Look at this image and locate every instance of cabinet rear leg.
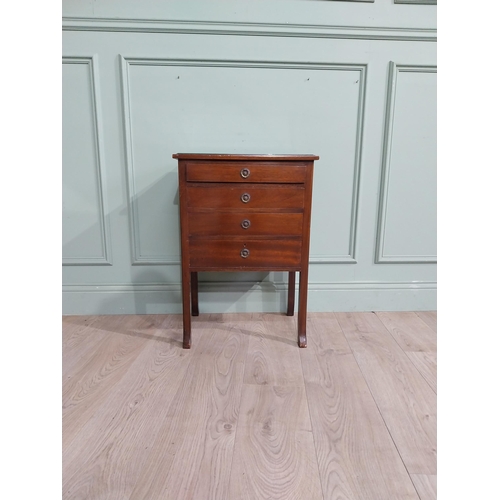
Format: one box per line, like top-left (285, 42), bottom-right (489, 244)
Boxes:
top-left (191, 272), bottom-right (199, 316)
top-left (287, 271), bottom-right (295, 316)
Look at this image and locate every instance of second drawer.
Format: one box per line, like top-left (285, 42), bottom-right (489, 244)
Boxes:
top-left (188, 212), bottom-right (303, 237)
top-left (186, 184), bottom-right (305, 210)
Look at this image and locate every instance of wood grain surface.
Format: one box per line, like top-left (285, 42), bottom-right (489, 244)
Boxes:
top-left (188, 212), bottom-right (303, 237)
top-left (243, 313), bottom-right (303, 386)
top-left (189, 238), bottom-right (302, 269)
top-left (62, 316), bottom-right (99, 351)
top-left (416, 311), bottom-right (437, 333)
top-left (229, 385), bottom-right (323, 500)
top-left (231, 313), bottom-right (323, 499)
top-left (173, 153), bottom-right (319, 161)
top-left (300, 314), bottom-right (419, 499)
top-left (337, 312), bottom-right (437, 475)
top-left (63, 316), bottom-right (110, 377)
top-left (411, 474), bottom-right (437, 500)
top-left (63, 311), bottom-right (437, 499)
top-left (376, 311), bottom-right (437, 352)
top-left (185, 161), bottom-right (307, 183)
top-left (129, 314), bottom-right (248, 500)
top-left (406, 351), bottom-right (437, 393)
top-left (63, 315), bottom-right (190, 499)
top-left (186, 184), bottom-right (305, 210)
top-left (63, 316), bottom-right (156, 445)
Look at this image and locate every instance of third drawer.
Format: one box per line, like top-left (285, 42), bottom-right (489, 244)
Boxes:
top-left (188, 212), bottom-right (303, 237)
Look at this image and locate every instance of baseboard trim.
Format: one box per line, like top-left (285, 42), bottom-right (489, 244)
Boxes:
top-left (63, 281), bottom-right (436, 314)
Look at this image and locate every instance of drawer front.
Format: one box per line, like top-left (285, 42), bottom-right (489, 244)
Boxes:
top-left (189, 239), bottom-right (302, 269)
top-left (188, 212), bottom-right (303, 237)
top-left (186, 185), bottom-right (304, 210)
top-left (186, 162), bottom-right (307, 183)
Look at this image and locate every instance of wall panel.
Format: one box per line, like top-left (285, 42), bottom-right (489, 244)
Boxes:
top-left (121, 58), bottom-right (366, 265)
top-left (62, 56), bottom-right (111, 265)
top-left (376, 63), bottom-right (437, 263)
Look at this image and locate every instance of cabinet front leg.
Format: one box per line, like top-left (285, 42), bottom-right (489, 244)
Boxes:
top-left (181, 268), bottom-right (192, 349)
top-left (297, 270), bottom-right (308, 348)
top-left (191, 272), bottom-right (199, 316)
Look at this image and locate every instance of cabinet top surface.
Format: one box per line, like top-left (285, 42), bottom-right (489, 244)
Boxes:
top-left (172, 153), bottom-right (319, 161)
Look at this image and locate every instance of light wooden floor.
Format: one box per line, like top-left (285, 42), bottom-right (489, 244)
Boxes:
top-left (62, 311), bottom-right (437, 500)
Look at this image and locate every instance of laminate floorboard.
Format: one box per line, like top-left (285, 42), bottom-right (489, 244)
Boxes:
top-left (62, 316), bottom-right (157, 445)
top-left (416, 311), bottom-right (437, 333)
top-left (229, 384), bottom-right (323, 500)
top-left (411, 474), bottom-right (437, 500)
top-left (300, 313), bottom-right (419, 499)
top-left (63, 315), bottom-right (190, 499)
top-left (337, 312), bottom-right (437, 475)
top-left (406, 352), bottom-right (437, 394)
top-left (62, 316), bottom-right (112, 377)
top-left (62, 316), bottom-right (99, 350)
top-left (244, 313), bottom-right (303, 386)
top-left (376, 312), bottom-right (437, 352)
top-left (129, 314), bottom-right (248, 500)
top-left (62, 311), bottom-right (437, 499)
top-left (230, 313), bottom-right (323, 499)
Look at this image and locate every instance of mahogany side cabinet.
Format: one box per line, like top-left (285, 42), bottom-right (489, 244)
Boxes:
top-left (173, 153), bottom-right (318, 349)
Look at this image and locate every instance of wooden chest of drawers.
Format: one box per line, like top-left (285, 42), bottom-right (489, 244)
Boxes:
top-left (174, 153), bottom-right (318, 349)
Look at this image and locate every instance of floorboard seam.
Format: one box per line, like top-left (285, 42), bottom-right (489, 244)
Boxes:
top-left (375, 312), bottom-right (437, 395)
top-left (334, 312), bottom-right (421, 498)
top-left (225, 320), bottom-right (250, 494)
top-left (298, 318), bottom-right (326, 500)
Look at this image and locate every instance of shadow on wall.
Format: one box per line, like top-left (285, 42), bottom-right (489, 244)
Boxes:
top-left (63, 169), bottom-right (287, 314)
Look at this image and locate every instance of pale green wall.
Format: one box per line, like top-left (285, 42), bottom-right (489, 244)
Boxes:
top-left (62, 0), bottom-right (437, 314)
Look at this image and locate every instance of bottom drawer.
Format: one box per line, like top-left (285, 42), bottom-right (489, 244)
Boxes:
top-left (189, 239), bottom-right (302, 270)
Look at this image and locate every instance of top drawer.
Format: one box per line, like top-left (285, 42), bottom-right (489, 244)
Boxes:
top-left (185, 161), bottom-right (307, 184)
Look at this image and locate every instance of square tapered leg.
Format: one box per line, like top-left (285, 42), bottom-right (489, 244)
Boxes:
top-left (287, 271), bottom-right (295, 316)
top-left (191, 272), bottom-right (199, 316)
top-left (297, 270), bottom-right (308, 348)
top-left (181, 267), bottom-right (191, 349)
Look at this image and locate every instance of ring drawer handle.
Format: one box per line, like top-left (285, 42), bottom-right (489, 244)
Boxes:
top-left (241, 193), bottom-right (251, 203)
top-left (240, 168), bottom-right (250, 179)
top-left (241, 219), bottom-right (251, 229)
top-left (240, 248), bottom-right (250, 258)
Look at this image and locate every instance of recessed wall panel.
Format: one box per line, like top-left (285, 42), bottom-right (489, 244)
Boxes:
top-left (62, 57), bottom-right (110, 265)
top-left (377, 64), bottom-right (437, 263)
top-left (123, 59), bottom-right (364, 264)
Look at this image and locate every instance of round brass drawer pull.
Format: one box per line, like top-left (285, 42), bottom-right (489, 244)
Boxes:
top-left (240, 248), bottom-right (250, 258)
top-left (241, 193), bottom-right (251, 203)
top-left (241, 219), bottom-right (251, 229)
top-left (240, 168), bottom-right (250, 179)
